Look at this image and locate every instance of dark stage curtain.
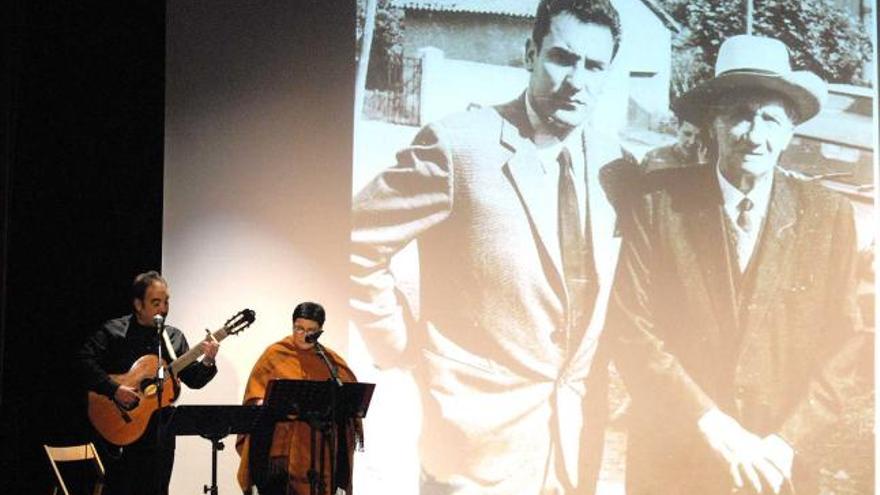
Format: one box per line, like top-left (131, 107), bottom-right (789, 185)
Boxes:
top-left (0, 3), bottom-right (165, 493)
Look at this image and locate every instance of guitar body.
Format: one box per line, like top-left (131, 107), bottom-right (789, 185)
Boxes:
top-left (86, 308), bottom-right (255, 445)
top-left (87, 354), bottom-right (180, 446)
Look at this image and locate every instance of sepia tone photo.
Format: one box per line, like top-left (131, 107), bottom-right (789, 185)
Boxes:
top-left (350, 0), bottom-right (876, 494)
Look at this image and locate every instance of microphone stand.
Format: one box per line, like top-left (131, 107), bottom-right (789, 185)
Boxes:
top-left (313, 340), bottom-right (343, 388)
top-left (309, 339), bottom-right (342, 495)
top-left (154, 320), bottom-right (168, 490)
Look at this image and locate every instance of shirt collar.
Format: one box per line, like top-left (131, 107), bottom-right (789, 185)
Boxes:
top-left (715, 165), bottom-right (774, 215)
top-left (525, 93), bottom-right (584, 166)
top-left (130, 314), bottom-right (149, 329)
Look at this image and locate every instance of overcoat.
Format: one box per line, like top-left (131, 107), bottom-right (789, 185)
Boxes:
top-left (608, 166), bottom-right (867, 494)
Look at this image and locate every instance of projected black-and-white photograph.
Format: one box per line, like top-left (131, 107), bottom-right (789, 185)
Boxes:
top-left (4, 1), bottom-right (877, 495)
top-left (349, 1), bottom-right (877, 494)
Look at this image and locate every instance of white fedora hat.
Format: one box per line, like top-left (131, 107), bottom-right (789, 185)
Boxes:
top-left (674, 35), bottom-right (827, 125)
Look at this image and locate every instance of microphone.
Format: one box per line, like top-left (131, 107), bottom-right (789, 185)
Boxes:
top-left (305, 330), bottom-right (323, 344)
top-left (153, 314), bottom-right (167, 380)
top-left (153, 314), bottom-right (165, 333)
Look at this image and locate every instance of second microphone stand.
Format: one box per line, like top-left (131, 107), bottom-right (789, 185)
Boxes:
top-left (308, 337), bottom-right (343, 495)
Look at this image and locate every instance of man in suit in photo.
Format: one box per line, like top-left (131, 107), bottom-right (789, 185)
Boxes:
top-left (608, 34), bottom-right (870, 494)
top-left (350, 0), bottom-right (637, 492)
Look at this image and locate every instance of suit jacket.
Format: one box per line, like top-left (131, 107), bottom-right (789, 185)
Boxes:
top-left (608, 166), bottom-right (867, 494)
top-left (351, 95), bottom-right (637, 494)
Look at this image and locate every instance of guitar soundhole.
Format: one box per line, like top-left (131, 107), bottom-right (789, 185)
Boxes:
top-left (140, 378), bottom-right (158, 398)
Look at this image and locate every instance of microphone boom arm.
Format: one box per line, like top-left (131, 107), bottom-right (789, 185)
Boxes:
top-left (312, 341), bottom-right (343, 387)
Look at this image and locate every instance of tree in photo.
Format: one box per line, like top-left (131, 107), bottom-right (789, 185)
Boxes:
top-left (660, 0), bottom-right (874, 97)
top-left (356, 0), bottom-right (404, 90)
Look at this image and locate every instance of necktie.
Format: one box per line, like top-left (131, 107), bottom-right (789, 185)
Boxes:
top-left (556, 147), bottom-right (597, 349)
top-left (734, 197), bottom-right (755, 272)
top-left (736, 197), bottom-right (754, 233)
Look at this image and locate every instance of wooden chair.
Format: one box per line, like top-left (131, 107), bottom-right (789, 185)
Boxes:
top-left (44, 443), bottom-right (105, 495)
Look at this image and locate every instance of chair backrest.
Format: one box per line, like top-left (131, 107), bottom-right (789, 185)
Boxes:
top-left (44, 443), bottom-right (105, 495)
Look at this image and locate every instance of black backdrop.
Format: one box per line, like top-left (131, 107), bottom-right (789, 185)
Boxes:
top-left (0, 2), bottom-right (354, 492)
top-left (1, 3), bottom-right (166, 492)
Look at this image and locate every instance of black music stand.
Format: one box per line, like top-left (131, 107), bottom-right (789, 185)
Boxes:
top-left (161, 404), bottom-right (264, 495)
top-left (259, 379), bottom-right (374, 495)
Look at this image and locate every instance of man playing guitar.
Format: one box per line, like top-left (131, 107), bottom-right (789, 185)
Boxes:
top-left (78, 270), bottom-right (220, 495)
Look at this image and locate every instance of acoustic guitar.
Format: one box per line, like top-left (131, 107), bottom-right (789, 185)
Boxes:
top-left (87, 309), bottom-right (256, 445)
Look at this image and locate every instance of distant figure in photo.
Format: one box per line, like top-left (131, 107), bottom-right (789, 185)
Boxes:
top-left (641, 115), bottom-right (707, 171)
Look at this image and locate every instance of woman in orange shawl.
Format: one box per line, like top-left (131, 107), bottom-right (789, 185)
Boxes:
top-left (236, 302), bottom-right (362, 495)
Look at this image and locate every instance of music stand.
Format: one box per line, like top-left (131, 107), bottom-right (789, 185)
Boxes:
top-left (161, 404), bottom-right (264, 495)
top-left (259, 379), bottom-right (374, 495)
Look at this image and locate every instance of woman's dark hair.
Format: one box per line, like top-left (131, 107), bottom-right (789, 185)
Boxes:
top-left (292, 301), bottom-right (326, 327)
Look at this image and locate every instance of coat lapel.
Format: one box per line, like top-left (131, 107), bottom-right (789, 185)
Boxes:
top-left (739, 172), bottom-right (798, 336)
top-left (498, 97), bottom-right (566, 287)
top-left (682, 171), bottom-right (740, 332)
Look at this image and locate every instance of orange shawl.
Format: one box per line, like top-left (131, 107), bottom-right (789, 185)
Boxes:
top-left (236, 335), bottom-right (359, 494)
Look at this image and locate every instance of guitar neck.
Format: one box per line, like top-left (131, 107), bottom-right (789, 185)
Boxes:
top-left (169, 327), bottom-right (229, 375)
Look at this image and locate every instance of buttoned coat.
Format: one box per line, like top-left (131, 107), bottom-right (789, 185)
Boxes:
top-left (608, 166), bottom-right (868, 494)
top-left (351, 95), bottom-right (637, 494)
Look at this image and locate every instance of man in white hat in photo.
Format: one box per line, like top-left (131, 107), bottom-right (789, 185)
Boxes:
top-left (606, 34), bottom-right (870, 494)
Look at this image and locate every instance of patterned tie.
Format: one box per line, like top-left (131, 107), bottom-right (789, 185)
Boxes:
top-left (734, 197), bottom-right (756, 272)
top-left (556, 147), bottom-right (597, 349)
top-left (736, 197), bottom-right (754, 233)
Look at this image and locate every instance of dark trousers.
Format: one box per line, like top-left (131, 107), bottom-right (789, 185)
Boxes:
top-left (98, 419), bottom-right (176, 495)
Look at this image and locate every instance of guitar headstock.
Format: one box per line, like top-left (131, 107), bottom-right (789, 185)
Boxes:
top-left (224, 308), bottom-right (256, 335)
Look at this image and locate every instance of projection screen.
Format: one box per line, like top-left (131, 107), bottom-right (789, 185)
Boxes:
top-left (165, 1), bottom-right (876, 494)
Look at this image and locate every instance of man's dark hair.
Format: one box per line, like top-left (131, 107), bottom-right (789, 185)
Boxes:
top-left (131, 270), bottom-right (167, 301)
top-left (292, 301), bottom-right (326, 327)
top-left (532, 0), bottom-right (622, 58)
